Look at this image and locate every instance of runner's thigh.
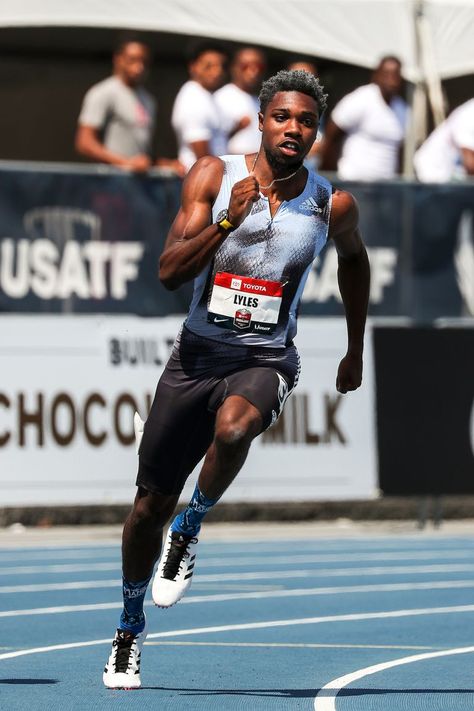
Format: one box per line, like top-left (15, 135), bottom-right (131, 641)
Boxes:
top-left (137, 374), bottom-right (216, 496)
top-left (208, 367), bottom-right (294, 431)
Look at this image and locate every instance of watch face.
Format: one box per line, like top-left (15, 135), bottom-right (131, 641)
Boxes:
top-left (216, 209), bottom-right (228, 223)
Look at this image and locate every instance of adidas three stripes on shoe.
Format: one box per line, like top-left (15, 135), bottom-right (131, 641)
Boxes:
top-left (152, 526), bottom-right (198, 608)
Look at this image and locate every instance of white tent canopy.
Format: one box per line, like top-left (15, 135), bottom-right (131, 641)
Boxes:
top-left (1, 0), bottom-right (473, 81)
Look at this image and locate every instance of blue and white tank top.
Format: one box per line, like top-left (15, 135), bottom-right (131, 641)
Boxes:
top-left (185, 154), bottom-right (332, 348)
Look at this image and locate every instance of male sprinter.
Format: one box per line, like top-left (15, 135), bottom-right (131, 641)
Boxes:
top-left (103, 70), bottom-right (370, 689)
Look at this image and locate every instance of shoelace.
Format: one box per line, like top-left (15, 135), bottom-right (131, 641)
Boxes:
top-left (162, 536), bottom-right (197, 580)
top-left (113, 634), bottom-right (136, 673)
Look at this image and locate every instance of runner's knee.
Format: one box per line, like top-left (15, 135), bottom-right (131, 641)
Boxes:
top-left (214, 403), bottom-right (261, 449)
top-left (132, 488), bottom-right (178, 528)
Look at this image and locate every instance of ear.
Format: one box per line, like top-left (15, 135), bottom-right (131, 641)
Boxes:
top-left (258, 112), bottom-right (264, 131)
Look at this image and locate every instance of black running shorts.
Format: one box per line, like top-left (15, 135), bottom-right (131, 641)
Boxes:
top-left (136, 326), bottom-right (300, 496)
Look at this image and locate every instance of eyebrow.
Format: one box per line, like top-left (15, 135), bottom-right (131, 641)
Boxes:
top-left (271, 107), bottom-right (318, 118)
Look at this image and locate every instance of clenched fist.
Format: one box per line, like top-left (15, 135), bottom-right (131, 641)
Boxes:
top-left (336, 352), bottom-right (363, 394)
top-left (228, 176), bottom-right (260, 229)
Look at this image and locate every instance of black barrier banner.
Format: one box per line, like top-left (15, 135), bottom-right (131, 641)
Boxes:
top-left (0, 168), bottom-right (192, 315)
top-left (0, 166), bottom-right (472, 318)
top-left (301, 180), bottom-right (474, 318)
top-left (374, 327), bottom-right (474, 495)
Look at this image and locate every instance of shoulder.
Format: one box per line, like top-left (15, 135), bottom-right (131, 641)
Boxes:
top-left (180, 80), bottom-right (208, 100)
top-left (182, 156), bottom-right (225, 199)
top-left (173, 81), bottom-right (194, 104)
top-left (84, 76), bottom-right (116, 99)
top-left (355, 83), bottom-right (373, 97)
top-left (329, 189), bottom-right (359, 235)
top-left (191, 154), bottom-right (224, 172)
top-left (213, 84), bottom-right (234, 114)
top-left (174, 81), bottom-right (212, 113)
top-left (351, 83), bottom-right (379, 107)
top-left (452, 99), bottom-right (474, 125)
top-left (214, 83), bottom-right (234, 100)
top-left (337, 83), bottom-right (372, 106)
top-left (464, 99), bottom-right (474, 116)
top-left (331, 85), bottom-right (370, 125)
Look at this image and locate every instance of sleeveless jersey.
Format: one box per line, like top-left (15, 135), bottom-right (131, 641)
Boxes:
top-left (184, 154), bottom-right (332, 348)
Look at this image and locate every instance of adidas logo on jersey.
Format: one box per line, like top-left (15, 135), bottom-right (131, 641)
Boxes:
top-left (299, 197), bottom-right (323, 214)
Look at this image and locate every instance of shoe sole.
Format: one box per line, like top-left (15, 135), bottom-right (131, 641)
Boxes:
top-left (153, 580), bottom-right (193, 608)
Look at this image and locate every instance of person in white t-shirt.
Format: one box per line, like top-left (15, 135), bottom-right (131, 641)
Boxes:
top-left (414, 99), bottom-right (474, 182)
top-left (320, 56), bottom-right (408, 180)
top-left (171, 41), bottom-right (228, 172)
top-left (214, 47), bottom-right (267, 155)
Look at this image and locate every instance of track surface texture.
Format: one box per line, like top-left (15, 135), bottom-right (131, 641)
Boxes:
top-left (1, 520), bottom-right (474, 711)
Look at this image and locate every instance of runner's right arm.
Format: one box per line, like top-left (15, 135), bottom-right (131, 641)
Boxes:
top-left (159, 156), bottom-right (259, 290)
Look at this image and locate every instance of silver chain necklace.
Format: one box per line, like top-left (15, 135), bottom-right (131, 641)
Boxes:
top-left (251, 149), bottom-right (302, 190)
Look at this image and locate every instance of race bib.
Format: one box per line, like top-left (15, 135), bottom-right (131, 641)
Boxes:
top-left (208, 272), bottom-right (283, 334)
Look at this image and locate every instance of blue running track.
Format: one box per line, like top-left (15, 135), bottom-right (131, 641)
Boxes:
top-left (1, 525), bottom-right (474, 710)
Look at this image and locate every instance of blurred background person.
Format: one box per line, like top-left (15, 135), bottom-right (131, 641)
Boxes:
top-left (287, 59), bottom-right (319, 76)
top-left (171, 41), bottom-right (228, 172)
top-left (414, 98), bottom-right (474, 182)
top-left (287, 58), bottom-right (323, 169)
top-left (214, 46), bottom-right (267, 155)
top-left (319, 56), bottom-right (408, 180)
top-left (75, 35), bottom-right (184, 175)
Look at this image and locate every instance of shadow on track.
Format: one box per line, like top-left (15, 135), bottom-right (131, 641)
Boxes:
top-left (137, 686), bottom-right (474, 698)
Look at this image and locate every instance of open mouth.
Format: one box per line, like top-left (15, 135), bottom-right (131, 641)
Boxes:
top-left (278, 140), bottom-right (300, 156)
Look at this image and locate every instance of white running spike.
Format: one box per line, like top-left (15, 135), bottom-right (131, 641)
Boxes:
top-left (152, 526), bottom-right (199, 608)
top-left (103, 623), bottom-right (147, 689)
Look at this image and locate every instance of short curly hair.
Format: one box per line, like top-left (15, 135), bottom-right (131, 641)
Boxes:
top-left (259, 69), bottom-right (327, 116)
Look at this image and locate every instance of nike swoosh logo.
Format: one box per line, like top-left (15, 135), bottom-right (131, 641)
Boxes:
top-left (214, 317), bottom-right (228, 323)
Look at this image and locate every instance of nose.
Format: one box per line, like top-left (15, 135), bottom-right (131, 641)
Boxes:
top-left (245, 63), bottom-right (262, 78)
top-left (133, 61), bottom-right (146, 75)
top-left (284, 118), bottom-right (302, 136)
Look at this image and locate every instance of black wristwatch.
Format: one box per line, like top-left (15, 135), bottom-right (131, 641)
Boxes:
top-left (215, 209), bottom-right (235, 232)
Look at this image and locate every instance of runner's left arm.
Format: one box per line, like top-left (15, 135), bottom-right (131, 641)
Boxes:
top-left (328, 189), bottom-right (370, 393)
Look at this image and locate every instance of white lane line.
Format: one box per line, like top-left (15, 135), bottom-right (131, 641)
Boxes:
top-left (1, 550), bottom-right (473, 576)
top-left (0, 563), bottom-right (119, 575)
top-left (0, 580), bottom-right (120, 594)
top-left (0, 541), bottom-right (471, 562)
top-left (4, 563), bottom-right (474, 594)
top-left (3, 580), bottom-right (474, 618)
top-left (1, 605), bottom-right (474, 663)
top-left (0, 578), bottom-right (283, 595)
top-left (145, 641), bottom-right (437, 650)
top-left (314, 646), bottom-right (474, 711)
top-left (0, 549), bottom-right (119, 562)
top-left (191, 563), bottom-right (474, 582)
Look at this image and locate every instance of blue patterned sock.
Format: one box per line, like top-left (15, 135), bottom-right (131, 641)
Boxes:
top-left (119, 575), bottom-right (151, 633)
top-left (171, 484), bottom-right (220, 537)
